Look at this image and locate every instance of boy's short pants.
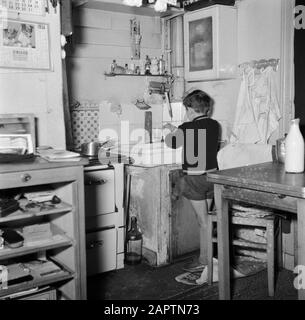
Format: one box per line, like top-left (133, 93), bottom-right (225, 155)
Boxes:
top-left (174, 171), bottom-right (215, 201)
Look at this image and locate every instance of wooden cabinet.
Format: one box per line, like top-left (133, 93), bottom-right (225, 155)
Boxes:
top-left (126, 165), bottom-right (200, 266)
top-left (0, 158), bottom-right (87, 300)
top-left (184, 5), bottom-right (237, 81)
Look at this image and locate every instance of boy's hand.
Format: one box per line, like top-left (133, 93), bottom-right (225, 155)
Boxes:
top-left (163, 123), bottom-right (177, 133)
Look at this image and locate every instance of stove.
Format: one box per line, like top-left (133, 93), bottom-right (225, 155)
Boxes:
top-left (83, 157), bottom-right (126, 275)
top-left (83, 153), bottom-right (133, 168)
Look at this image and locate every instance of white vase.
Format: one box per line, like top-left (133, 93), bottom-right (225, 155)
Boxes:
top-left (285, 118), bottom-right (305, 173)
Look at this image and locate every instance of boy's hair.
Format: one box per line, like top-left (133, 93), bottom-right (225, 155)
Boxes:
top-left (183, 90), bottom-right (214, 114)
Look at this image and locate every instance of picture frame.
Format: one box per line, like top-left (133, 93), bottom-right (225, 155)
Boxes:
top-left (184, 5), bottom-right (237, 82)
top-left (0, 19), bottom-right (51, 70)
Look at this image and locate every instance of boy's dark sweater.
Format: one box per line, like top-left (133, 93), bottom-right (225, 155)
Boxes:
top-left (165, 116), bottom-right (220, 172)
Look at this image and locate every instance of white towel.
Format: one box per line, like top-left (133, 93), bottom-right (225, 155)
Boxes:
top-left (230, 66), bottom-right (281, 144)
top-left (217, 143), bottom-right (273, 170)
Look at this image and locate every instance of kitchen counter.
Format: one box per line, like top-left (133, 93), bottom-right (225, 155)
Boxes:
top-left (0, 156), bottom-right (89, 174)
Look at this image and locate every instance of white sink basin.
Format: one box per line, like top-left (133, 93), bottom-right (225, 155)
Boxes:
top-left (118, 142), bottom-right (182, 166)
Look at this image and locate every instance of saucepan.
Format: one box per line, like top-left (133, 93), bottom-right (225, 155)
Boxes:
top-left (81, 139), bottom-right (116, 157)
top-left (81, 141), bottom-right (102, 157)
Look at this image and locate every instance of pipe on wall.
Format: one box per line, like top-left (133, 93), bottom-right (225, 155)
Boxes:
top-left (170, 15), bottom-right (185, 101)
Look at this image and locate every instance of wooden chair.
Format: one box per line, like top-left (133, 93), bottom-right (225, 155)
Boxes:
top-left (207, 208), bottom-right (282, 297)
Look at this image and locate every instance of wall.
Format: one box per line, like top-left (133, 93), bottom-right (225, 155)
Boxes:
top-left (185, 0), bottom-right (282, 142)
top-left (67, 7), bottom-right (162, 102)
top-left (66, 6), bottom-right (169, 148)
top-left (0, 7), bottom-right (66, 148)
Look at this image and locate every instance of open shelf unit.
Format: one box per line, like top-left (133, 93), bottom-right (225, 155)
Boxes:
top-left (0, 159), bottom-right (87, 300)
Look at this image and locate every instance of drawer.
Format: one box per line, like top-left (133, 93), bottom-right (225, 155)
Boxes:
top-left (85, 208), bottom-right (124, 231)
top-left (0, 167), bottom-right (78, 189)
top-left (85, 212), bottom-right (116, 231)
top-left (86, 228), bottom-right (117, 276)
top-left (222, 186), bottom-right (298, 213)
top-left (84, 169), bottom-right (115, 216)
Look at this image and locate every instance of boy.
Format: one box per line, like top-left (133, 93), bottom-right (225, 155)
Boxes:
top-left (164, 89), bottom-right (220, 272)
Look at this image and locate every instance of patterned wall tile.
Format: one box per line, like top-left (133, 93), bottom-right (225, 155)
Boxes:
top-left (70, 100), bottom-right (100, 150)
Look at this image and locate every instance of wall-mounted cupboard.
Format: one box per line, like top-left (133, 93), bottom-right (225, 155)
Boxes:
top-left (184, 5), bottom-right (237, 82)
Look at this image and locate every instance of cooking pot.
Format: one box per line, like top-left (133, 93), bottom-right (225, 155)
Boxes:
top-left (81, 142), bottom-right (102, 157)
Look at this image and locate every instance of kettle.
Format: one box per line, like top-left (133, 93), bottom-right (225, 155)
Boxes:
top-left (275, 134), bottom-right (287, 163)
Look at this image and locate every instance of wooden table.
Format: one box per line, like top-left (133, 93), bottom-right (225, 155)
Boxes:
top-left (207, 161), bottom-right (305, 300)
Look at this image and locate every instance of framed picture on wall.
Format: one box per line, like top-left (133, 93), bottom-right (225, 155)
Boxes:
top-left (184, 5), bottom-right (237, 81)
top-left (0, 19), bottom-right (51, 70)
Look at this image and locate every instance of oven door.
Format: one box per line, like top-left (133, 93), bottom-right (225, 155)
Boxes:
top-left (84, 168), bottom-right (116, 217)
top-left (86, 227), bottom-right (117, 275)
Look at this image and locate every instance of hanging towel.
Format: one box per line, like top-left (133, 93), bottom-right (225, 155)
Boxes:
top-left (217, 143), bottom-right (273, 170)
top-left (230, 66), bottom-right (281, 144)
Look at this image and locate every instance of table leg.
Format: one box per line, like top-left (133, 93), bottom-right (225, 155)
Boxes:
top-left (297, 199), bottom-right (305, 300)
top-left (214, 184), bottom-right (230, 300)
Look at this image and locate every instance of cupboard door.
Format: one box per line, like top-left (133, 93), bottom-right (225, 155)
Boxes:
top-left (84, 169), bottom-right (115, 216)
top-left (184, 5), bottom-right (237, 81)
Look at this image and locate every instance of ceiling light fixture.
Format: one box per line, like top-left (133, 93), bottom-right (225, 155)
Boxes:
top-left (122, 0), bottom-right (177, 12)
top-left (122, 0), bottom-right (143, 7)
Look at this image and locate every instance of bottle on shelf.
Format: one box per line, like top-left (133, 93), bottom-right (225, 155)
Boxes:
top-left (125, 63), bottom-right (131, 74)
top-left (140, 59), bottom-right (146, 75)
top-left (150, 57), bottom-right (159, 75)
top-left (145, 55), bottom-right (151, 75)
top-left (125, 216), bottom-right (143, 265)
top-left (129, 56), bottom-right (136, 74)
top-left (110, 60), bottom-right (117, 74)
top-left (159, 55), bottom-right (165, 75)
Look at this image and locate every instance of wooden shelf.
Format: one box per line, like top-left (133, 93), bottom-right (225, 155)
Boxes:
top-left (0, 161), bottom-right (87, 299)
top-left (104, 72), bottom-right (171, 78)
top-left (73, 1), bottom-right (183, 17)
top-left (212, 236), bottom-right (267, 250)
top-left (0, 202), bottom-right (73, 224)
top-left (0, 268), bottom-right (74, 299)
top-left (0, 234), bottom-right (73, 260)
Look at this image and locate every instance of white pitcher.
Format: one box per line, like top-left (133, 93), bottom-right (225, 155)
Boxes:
top-left (285, 118), bottom-right (305, 173)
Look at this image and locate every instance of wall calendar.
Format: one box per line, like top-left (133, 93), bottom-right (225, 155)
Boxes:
top-left (0, 0), bottom-right (46, 16)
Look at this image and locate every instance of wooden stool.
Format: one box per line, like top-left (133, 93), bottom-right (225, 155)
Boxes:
top-left (207, 210), bottom-right (282, 297)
